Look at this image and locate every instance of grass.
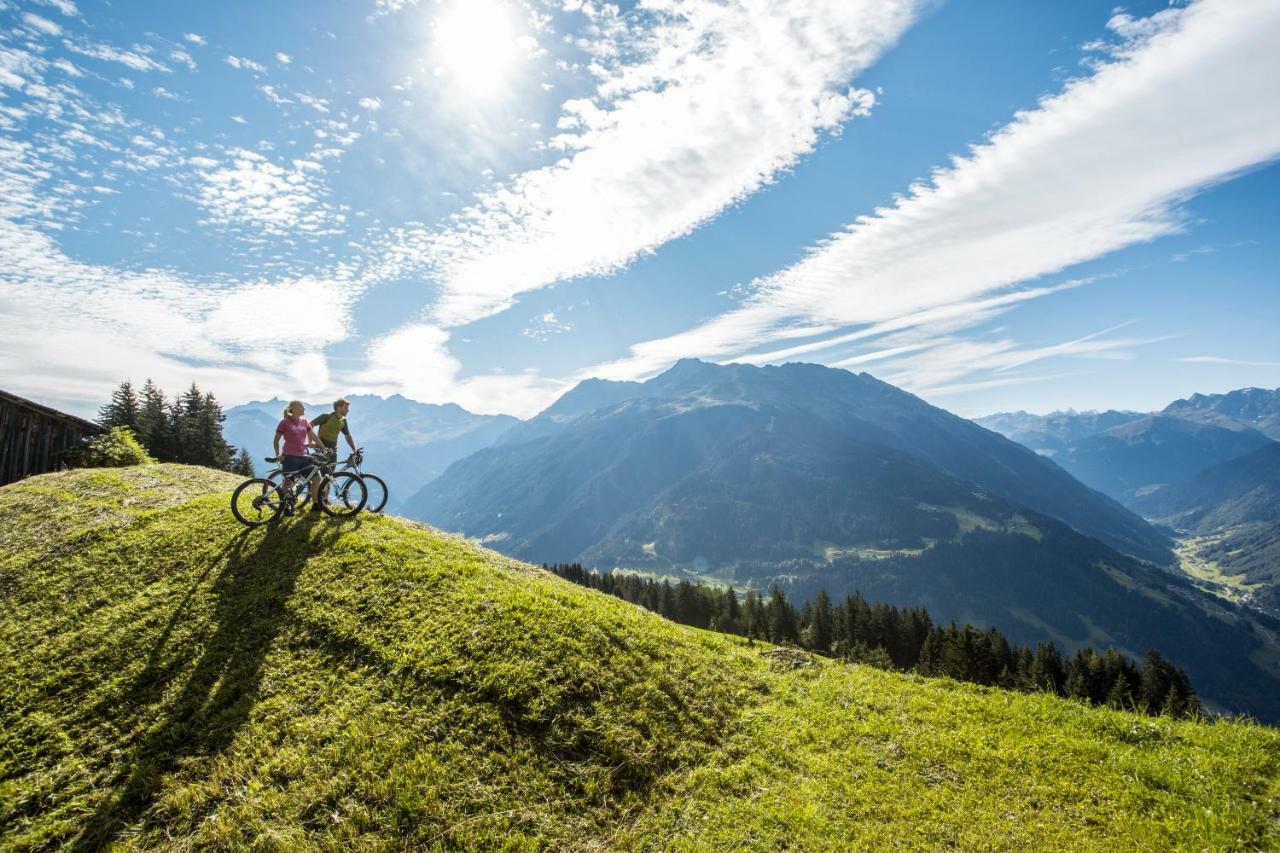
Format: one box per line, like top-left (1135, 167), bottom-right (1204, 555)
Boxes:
top-left (1, 464), bottom-right (1278, 850)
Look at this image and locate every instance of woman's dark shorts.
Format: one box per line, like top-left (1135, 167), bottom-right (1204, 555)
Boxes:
top-left (282, 454), bottom-right (314, 476)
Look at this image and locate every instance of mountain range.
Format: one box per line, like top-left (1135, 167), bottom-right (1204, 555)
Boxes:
top-left (977, 387), bottom-right (1280, 508)
top-left (980, 387), bottom-right (1280, 616)
top-left (411, 359), bottom-right (1170, 565)
top-left (403, 360), bottom-right (1280, 716)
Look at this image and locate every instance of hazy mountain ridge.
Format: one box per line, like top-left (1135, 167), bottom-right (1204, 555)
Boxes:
top-left (978, 394), bottom-right (1279, 508)
top-left (974, 409), bottom-right (1145, 457)
top-left (1163, 387), bottom-right (1280, 440)
top-left (1060, 415), bottom-right (1273, 503)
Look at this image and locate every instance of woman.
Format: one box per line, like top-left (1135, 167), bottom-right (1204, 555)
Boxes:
top-left (273, 400), bottom-right (324, 512)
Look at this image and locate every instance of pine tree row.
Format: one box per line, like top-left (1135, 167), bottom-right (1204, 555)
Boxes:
top-left (97, 379), bottom-right (254, 475)
top-left (546, 564), bottom-right (1199, 719)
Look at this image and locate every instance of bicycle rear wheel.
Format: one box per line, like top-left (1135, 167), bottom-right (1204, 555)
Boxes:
top-left (322, 472), bottom-right (366, 517)
top-left (359, 473), bottom-right (388, 513)
top-left (230, 478), bottom-right (285, 527)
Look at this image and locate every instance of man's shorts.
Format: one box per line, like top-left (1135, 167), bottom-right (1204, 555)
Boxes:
top-left (282, 454), bottom-right (314, 476)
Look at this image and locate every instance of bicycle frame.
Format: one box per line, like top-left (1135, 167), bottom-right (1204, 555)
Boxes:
top-left (268, 453), bottom-right (332, 502)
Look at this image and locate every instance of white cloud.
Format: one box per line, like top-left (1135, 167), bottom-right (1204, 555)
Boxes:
top-left (1178, 356), bottom-right (1280, 368)
top-left (592, 0), bottom-right (1280, 390)
top-left (358, 96), bottom-right (381, 111)
top-left (276, 51), bottom-right (292, 65)
top-left (352, 322), bottom-right (568, 416)
top-left (878, 325), bottom-right (1174, 395)
top-left (169, 48), bottom-right (196, 70)
top-left (224, 55), bottom-right (267, 74)
top-left (522, 310), bottom-right (572, 342)
top-left (34, 0), bottom-right (80, 16)
top-left (365, 0), bottom-right (921, 328)
top-left (190, 148), bottom-right (334, 236)
top-left (22, 12), bottom-right (62, 36)
top-left (66, 41), bottom-right (171, 73)
top-left (296, 92), bottom-right (330, 113)
top-left (0, 221), bottom-right (358, 413)
top-left (183, 33), bottom-right (206, 46)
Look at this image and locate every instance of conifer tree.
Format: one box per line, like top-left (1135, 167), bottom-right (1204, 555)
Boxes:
top-left (1031, 642), bottom-right (1065, 695)
top-left (137, 379), bottom-right (173, 460)
top-left (806, 589), bottom-right (834, 654)
top-left (1106, 674), bottom-right (1133, 710)
top-left (916, 629), bottom-right (943, 676)
top-left (231, 448), bottom-right (255, 477)
top-left (199, 391), bottom-right (236, 470)
top-left (719, 587), bottom-right (741, 635)
top-left (98, 381), bottom-right (141, 432)
top-left (743, 589), bottom-right (767, 640)
top-left (1139, 649), bottom-right (1172, 713)
top-left (768, 586), bottom-right (797, 644)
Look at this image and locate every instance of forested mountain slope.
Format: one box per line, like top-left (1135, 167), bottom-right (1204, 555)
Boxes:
top-left (1135, 443), bottom-right (1280, 615)
top-left (414, 359), bottom-right (1171, 564)
top-left (1, 465), bottom-right (1277, 849)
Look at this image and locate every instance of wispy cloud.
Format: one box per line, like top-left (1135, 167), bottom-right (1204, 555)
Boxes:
top-left (65, 40), bottom-right (171, 73)
top-left (522, 311), bottom-right (572, 342)
top-left (223, 54), bottom-right (267, 74)
top-left (34, 0), bottom-right (80, 16)
top-left (592, 0), bottom-right (1280, 390)
top-left (22, 13), bottom-right (63, 36)
top-left (1178, 356), bottom-right (1280, 368)
top-left (168, 47), bottom-right (196, 70)
top-left (364, 0), bottom-right (922, 327)
top-left (880, 324), bottom-right (1174, 395)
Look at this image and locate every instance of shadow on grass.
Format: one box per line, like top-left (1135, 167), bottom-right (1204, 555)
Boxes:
top-left (71, 513), bottom-right (362, 851)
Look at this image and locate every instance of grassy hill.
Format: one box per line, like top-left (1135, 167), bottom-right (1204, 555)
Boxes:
top-left (2, 465), bottom-right (1278, 849)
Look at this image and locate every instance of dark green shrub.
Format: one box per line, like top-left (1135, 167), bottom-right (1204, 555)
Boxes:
top-left (68, 426), bottom-right (156, 468)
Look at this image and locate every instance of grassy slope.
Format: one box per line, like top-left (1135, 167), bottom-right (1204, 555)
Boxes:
top-left (1, 465), bottom-right (1277, 850)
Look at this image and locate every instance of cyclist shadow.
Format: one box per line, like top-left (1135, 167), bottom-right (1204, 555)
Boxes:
top-left (71, 513), bottom-right (361, 851)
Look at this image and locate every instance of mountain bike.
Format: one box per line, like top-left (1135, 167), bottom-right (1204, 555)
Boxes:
top-left (333, 448), bottom-right (389, 513)
top-left (230, 451), bottom-right (367, 527)
top-left (268, 447), bottom-right (388, 514)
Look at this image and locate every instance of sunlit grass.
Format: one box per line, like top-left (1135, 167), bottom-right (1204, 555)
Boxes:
top-left (1, 465), bottom-right (1276, 849)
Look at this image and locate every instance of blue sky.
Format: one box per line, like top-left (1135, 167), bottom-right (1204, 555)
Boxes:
top-left (1, 0), bottom-right (1277, 419)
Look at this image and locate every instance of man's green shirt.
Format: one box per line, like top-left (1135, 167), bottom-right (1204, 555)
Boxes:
top-left (312, 412), bottom-right (350, 447)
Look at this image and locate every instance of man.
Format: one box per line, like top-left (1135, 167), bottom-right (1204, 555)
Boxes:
top-left (311, 397), bottom-right (357, 460)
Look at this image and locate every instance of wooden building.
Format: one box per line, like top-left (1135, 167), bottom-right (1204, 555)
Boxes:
top-left (0, 389), bottom-right (105, 486)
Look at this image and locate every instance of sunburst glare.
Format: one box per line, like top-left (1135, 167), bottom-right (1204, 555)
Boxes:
top-left (432, 0), bottom-right (525, 98)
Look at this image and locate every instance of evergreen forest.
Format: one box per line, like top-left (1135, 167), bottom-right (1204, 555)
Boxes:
top-left (547, 564), bottom-right (1201, 719)
top-left (95, 379), bottom-right (253, 476)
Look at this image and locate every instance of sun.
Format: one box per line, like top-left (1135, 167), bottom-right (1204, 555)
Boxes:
top-left (432, 0), bottom-right (524, 98)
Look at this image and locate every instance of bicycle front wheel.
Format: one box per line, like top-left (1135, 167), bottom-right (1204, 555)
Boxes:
top-left (322, 471), bottom-right (367, 517)
top-left (359, 473), bottom-right (388, 513)
top-left (231, 478), bottom-right (285, 527)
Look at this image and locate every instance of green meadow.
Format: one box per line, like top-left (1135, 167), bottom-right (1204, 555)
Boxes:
top-left (2, 465), bottom-right (1276, 850)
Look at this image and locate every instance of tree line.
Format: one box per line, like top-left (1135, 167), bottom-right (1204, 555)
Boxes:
top-left (547, 564), bottom-right (1199, 719)
top-left (97, 379), bottom-right (254, 476)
